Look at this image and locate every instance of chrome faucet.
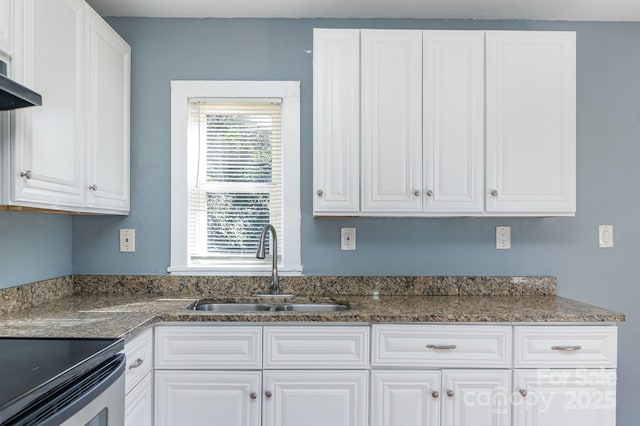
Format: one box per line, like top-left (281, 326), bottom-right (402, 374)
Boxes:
top-left (256, 224), bottom-right (280, 295)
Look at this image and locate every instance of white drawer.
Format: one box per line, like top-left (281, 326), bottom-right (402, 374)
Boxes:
top-left (155, 325), bottom-right (262, 369)
top-left (264, 326), bottom-right (370, 369)
top-left (372, 324), bottom-right (512, 368)
top-left (514, 326), bottom-right (617, 368)
top-left (124, 329), bottom-right (153, 394)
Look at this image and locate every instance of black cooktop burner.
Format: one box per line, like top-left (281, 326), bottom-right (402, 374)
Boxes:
top-left (0, 337), bottom-right (123, 424)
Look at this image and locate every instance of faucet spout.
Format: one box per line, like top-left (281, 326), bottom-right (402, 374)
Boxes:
top-left (256, 224), bottom-right (279, 294)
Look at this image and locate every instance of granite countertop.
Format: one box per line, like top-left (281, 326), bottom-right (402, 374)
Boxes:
top-left (0, 291), bottom-right (625, 341)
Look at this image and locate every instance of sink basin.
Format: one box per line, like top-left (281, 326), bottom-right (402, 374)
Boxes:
top-left (189, 302), bottom-right (349, 313)
top-left (192, 303), bottom-right (271, 313)
top-left (274, 303), bottom-right (349, 312)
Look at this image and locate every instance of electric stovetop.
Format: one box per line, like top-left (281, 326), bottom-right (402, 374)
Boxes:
top-left (0, 337), bottom-right (124, 424)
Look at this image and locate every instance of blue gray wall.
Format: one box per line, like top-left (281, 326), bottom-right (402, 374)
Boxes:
top-left (0, 211), bottom-right (71, 287)
top-left (68, 18), bottom-right (637, 423)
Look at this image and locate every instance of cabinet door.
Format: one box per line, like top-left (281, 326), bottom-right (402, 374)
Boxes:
top-left (361, 30), bottom-right (422, 213)
top-left (486, 31), bottom-right (576, 215)
top-left (423, 31), bottom-right (484, 214)
top-left (442, 370), bottom-right (511, 426)
top-left (513, 369), bottom-right (616, 426)
top-left (313, 29), bottom-right (359, 215)
top-left (85, 5), bottom-right (130, 213)
top-left (0, 0), bottom-right (12, 57)
top-left (125, 371), bottom-right (153, 426)
top-left (155, 370), bottom-right (261, 426)
top-left (12, 0), bottom-right (85, 207)
top-left (263, 370), bottom-right (368, 426)
top-left (371, 370), bottom-right (440, 426)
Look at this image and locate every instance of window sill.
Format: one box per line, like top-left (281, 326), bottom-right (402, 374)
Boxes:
top-left (167, 265), bottom-right (303, 276)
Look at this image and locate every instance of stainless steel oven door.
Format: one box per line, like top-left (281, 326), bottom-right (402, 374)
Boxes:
top-left (59, 373), bottom-right (124, 426)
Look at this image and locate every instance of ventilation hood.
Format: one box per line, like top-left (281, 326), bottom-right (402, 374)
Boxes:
top-left (0, 73), bottom-right (42, 110)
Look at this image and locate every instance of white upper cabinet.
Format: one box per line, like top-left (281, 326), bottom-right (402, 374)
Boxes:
top-left (313, 29), bottom-right (360, 214)
top-left (486, 31), bottom-right (576, 215)
top-left (361, 29), bottom-right (423, 213)
top-left (3, 0), bottom-right (130, 214)
top-left (0, 0), bottom-right (12, 57)
top-left (313, 28), bottom-right (576, 217)
top-left (85, 6), bottom-right (130, 213)
top-left (423, 31), bottom-right (484, 214)
top-left (13, 0), bottom-right (86, 208)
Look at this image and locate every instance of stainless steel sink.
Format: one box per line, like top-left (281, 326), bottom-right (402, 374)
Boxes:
top-left (274, 303), bottom-right (349, 312)
top-left (192, 303), bottom-right (271, 312)
top-left (190, 302), bottom-right (349, 313)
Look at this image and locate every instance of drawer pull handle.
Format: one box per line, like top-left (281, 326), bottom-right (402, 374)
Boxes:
top-left (250, 392), bottom-right (258, 400)
top-left (426, 344), bottom-right (457, 350)
top-left (128, 358), bottom-right (144, 370)
top-left (431, 391), bottom-right (439, 399)
top-left (265, 391), bottom-right (273, 399)
top-left (446, 390), bottom-right (454, 398)
top-left (519, 389), bottom-right (528, 398)
top-left (551, 345), bottom-right (582, 351)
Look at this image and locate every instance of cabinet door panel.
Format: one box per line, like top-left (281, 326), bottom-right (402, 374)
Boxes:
top-left (423, 31), bottom-right (484, 214)
top-left (13, 0), bottom-right (85, 207)
top-left (85, 6), bottom-right (130, 213)
top-left (513, 369), bottom-right (616, 426)
top-left (442, 370), bottom-right (511, 426)
top-left (361, 30), bottom-right (422, 213)
top-left (313, 29), bottom-right (359, 214)
top-left (155, 370), bottom-right (261, 426)
top-left (371, 370), bottom-right (440, 426)
top-left (125, 371), bottom-right (153, 426)
top-left (263, 370), bottom-right (368, 426)
top-left (486, 31), bottom-right (576, 215)
top-left (0, 0), bottom-right (12, 57)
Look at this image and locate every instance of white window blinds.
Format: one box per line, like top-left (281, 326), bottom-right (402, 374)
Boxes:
top-left (188, 99), bottom-right (283, 266)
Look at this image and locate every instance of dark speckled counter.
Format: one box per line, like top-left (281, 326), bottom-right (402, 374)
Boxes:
top-left (0, 291), bottom-right (625, 341)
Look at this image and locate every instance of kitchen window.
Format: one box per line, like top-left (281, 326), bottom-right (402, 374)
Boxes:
top-left (169, 81), bottom-right (301, 274)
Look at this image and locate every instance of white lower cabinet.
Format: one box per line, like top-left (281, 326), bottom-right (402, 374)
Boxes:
top-left (155, 370), bottom-right (261, 426)
top-left (371, 370), bottom-right (510, 426)
top-left (513, 369), bottom-right (616, 426)
top-left (371, 370), bottom-right (441, 426)
top-left (125, 371), bottom-right (153, 426)
top-left (151, 323), bottom-right (617, 426)
top-left (263, 370), bottom-right (368, 426)
top-left (123, 328), bottom-right (153, 426)
top-left (442, 370), bottom-right (511, 426)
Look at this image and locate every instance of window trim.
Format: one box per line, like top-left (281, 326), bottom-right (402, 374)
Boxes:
top-left (169, 81), bottom-right (301, 275)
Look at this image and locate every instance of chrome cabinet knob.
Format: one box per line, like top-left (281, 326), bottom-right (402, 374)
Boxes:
top-left (316, 189), bottom-right (323, 196)
top-left (432, 391), bottom-right (440, 399)
top-left (89, 184), bottom-right (98, 191)
top-left (426, 190), bottom-right (433, 197)
top-left (447, 390), bottom-right (454, 397)
top-left (265, 391), bottom-right (273, 398)
top-left (519, 389), bottom-right (528, 397)
top-left (414, 190), bottom-right (421, 197)
top-left (490, 189), bottom-right (498, 197)
top-left (250, 392), bottom-right (258, 400)
top-left (20, 170), bottom-right (32, 180)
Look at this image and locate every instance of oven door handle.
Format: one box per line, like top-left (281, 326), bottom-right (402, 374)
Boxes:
top-left (6, 354), bottom-right (125, 426)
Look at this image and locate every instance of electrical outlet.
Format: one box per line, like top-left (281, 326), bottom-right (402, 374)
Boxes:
top-left (496, 226), bottom-right (511, 250)
top-left (341, 227), bottom-right (356, 250)
top-left (120, 229), bottom-right (135, 252)
top-left (599, 225), bottom-right (614, 248)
